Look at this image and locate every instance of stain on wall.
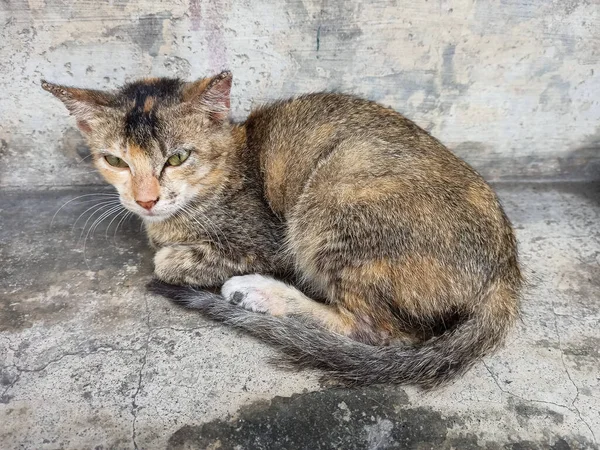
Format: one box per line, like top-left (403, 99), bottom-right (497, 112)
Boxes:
top-left (105, 12), bottom-right (172, 57)
top-left (0, 0), bottom-right (599, 187)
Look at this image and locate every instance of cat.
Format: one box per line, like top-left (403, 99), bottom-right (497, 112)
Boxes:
top-left (42, 71), bottom-right (522, 387)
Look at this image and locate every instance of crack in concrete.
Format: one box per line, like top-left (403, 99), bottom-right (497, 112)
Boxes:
top-left (132, 293), bottom-right (152, 450)
top-left (552, 307), bottom-right (597, 445)
top-left (0, 369), bottom-right (21, 404)
top-left (1, 313), bottom-right (213, 411)
top-left (483, 297), bottom-right (598, 446)
top-left (551, 309), bottom-right (581, 319)
top-left (17, 345), bottom-right (141, 373)
top-left (482, 361), bottom-right (571, 411)
top-left (152, 324), bottom-right (217, 333)
top-left (1, 344), bottom-right (142, 404)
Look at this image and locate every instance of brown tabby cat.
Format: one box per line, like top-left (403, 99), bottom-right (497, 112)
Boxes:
top-left (42, 71), bottom-right (522, 387)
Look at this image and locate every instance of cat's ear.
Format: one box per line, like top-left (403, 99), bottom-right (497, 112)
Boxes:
top-left (182, 71), bottom-right (232, 124)
top-left (41, 80), bottom-right (114, 134)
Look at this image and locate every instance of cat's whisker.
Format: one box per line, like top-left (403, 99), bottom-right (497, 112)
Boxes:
top-left (199, 211), bottom-right (234, 255)
top-left (186, 205), bottom-right (228, 246)
top-left (77, 153), bottom-right (95, 164)
top-left (181, 204), bottom-right (231, 254)
top-left (51, 193), bottom-right (120, 227)
top-left (81, 205), bottom-right (123, 270)
top-left (114, 210), bottom-right (134, 244)
top-left (67, 171), bottom-right (103, 177)
top-left (171, 210), bottom-right (212, 246)
top-left (60, 196), bottom-right (120, 216)
top-left (177, 206), bottom-right (215, 246)
top-left (68, 167), bottom-right (100, 173)
top-left (72, 200), bottom-right (120, 232)
top-left (199, 207), bottom-right (239, 253)
top-left (179, 204), bottom-right (209, 233)
top-left (76, 201), bottom-right (121, 241)
top-left (90, 205), bottom-right (123, 236)
top-left (72, 200), bottom-right (121, 235)
top-left (105, 207), bottom-right (127, 240)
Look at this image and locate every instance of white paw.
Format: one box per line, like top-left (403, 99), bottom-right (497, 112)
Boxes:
top-left (221, 274), bottom-right (292, 316)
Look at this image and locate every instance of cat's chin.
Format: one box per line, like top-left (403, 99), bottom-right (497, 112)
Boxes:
top-left (138, 211), bottom-right (173, 223)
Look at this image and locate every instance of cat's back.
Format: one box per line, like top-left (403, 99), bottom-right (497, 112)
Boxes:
top-left (245, 92), bottom-right (434, 159)
top-left (244, 93), bottom-right (483, 217)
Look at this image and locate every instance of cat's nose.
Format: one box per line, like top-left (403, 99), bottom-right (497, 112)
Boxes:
top-left (136, 198), bottom-right (158, 210)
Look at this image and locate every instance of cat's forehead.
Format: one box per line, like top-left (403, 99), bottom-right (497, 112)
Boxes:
top-left (119, 78), bottom-right (184, 105)
top-left (118, 78), bottom-right (184, 151)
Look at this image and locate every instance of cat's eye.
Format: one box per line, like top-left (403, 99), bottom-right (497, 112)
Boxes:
top-left (166, 149), bottom-right (191, 167)
top-left (105, 155), bottom-right (129, 168)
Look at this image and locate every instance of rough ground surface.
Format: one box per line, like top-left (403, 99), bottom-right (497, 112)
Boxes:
top-left (0, 183), bottom-right (599, 450)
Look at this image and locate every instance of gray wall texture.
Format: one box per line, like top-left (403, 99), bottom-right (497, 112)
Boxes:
top-left (1, 0), bottom-right (599, 188)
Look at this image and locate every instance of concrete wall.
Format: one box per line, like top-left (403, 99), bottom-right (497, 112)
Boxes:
top-left (1, 0), bottom-right (599, 189)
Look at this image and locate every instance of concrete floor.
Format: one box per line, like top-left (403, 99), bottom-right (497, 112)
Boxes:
top-left (0, 182), bottom-right (599, 450)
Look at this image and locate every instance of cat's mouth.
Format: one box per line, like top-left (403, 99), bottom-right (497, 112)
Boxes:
top-left (130, 203), bottom-right (174, 222)
top-left (125, 196), bottom-right (189, 223)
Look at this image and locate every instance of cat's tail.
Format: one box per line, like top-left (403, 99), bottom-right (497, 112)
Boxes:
top-left (148, 279), bottom-right (518, 387)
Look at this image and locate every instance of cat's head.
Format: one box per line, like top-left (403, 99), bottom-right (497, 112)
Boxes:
top-left (42, 72), bottom-right (234, 222)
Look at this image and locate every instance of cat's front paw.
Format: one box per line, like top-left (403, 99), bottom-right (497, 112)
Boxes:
top-left (221, 274), bottom-right (293, 316)
top-left (153, 245), bottom-right (234, 287)
top-left (153, 247), bottom-right (185, 285)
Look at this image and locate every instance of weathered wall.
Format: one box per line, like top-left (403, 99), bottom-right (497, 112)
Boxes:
top-left (1, 0), bottom-right (599, 188)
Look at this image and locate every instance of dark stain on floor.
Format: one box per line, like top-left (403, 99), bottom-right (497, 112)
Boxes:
top-left (167, 387), bottom-right (595, 450)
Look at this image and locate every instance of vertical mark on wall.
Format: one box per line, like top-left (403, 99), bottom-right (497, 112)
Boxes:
top-left (316, 25), bottom-right (321, 52)
top-left (189, 0), bottom-right (201, 31)
top-left (441, 43), bottom-right (456, 87)
top-left (189, 0), bottom-right (229, 72)
top-left (441, 43), bottom-right (467, 95)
